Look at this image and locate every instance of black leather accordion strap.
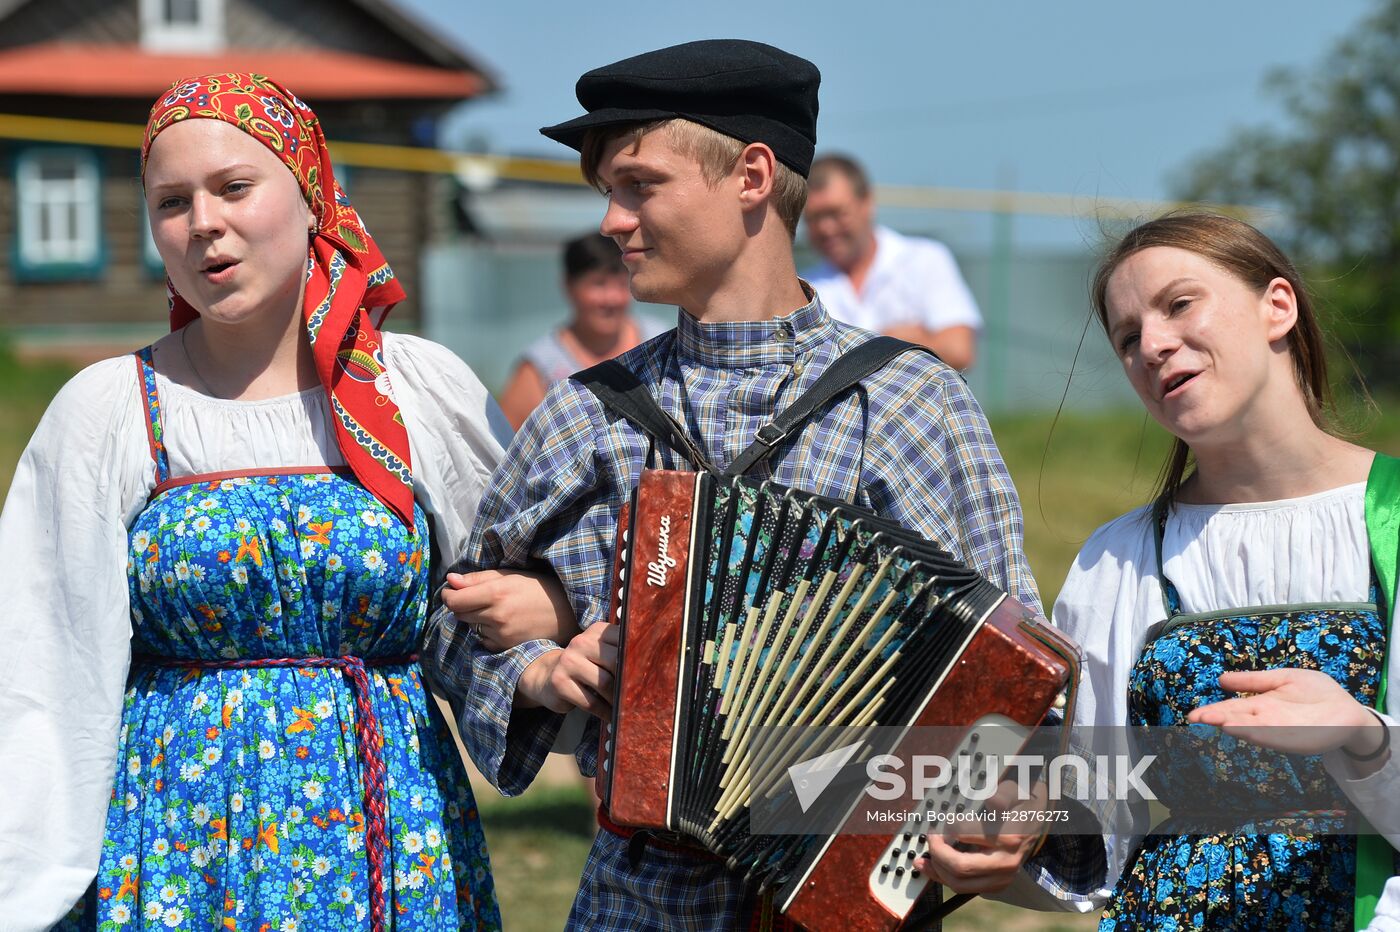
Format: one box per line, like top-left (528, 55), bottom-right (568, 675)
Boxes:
top-left (724, 335), bottom-right (935, 476)
top-left (570, 335), bottom-right (937, 477)
top-left (570, 358), bottom-right (717, 471)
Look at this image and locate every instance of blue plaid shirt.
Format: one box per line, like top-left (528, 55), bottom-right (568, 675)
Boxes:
top-left (424, 293), bottom-right (1044, 928)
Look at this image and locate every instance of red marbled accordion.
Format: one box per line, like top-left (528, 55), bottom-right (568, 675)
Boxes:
top-left (597, 469), bottom-right (1079, 931)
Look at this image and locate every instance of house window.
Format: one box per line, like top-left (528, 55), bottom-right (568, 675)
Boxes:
top-left (165, 0), bottom-right (201, 24)
top-left (140, 0), bottom-right (224, 52)
top-left (14, 148), bottom-right (104, 281)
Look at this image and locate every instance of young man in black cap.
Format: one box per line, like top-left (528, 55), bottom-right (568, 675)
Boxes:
top-left (424, 38), bottom-right (1042, 928)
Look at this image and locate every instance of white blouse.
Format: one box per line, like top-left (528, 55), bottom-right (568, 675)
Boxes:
top-left (0, 332), bottom-right (508, 929)
top-left (1001, 484), bottom-right (1400, 912)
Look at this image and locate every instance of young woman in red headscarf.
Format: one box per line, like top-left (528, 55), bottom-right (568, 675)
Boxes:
top-left (0, 73), bottom-right (567, 931)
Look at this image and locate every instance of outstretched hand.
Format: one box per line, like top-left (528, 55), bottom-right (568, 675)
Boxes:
top-left (442, 568), bottom-right (577, 652)
top-left (1188, 668), bottom-right (1385, 758)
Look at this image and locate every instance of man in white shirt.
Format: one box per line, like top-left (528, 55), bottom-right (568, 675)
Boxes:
top-left (804, 153), bottom-right (981, 369)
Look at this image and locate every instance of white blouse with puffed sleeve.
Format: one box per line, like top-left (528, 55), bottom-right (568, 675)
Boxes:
top-left (1000, 484), bottom-right (1399, 912)
top-left (0, 332), bottom-right (506, 929)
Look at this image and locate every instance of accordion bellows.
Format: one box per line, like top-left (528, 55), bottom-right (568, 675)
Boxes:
top-left (599, 469), bottom-right (1077, 930)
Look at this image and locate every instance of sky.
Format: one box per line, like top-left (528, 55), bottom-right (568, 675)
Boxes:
top-left (398, 0), bottom-right (1375, 228)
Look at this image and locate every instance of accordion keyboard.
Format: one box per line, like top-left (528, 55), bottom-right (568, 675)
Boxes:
top-left (602, 470), bottom-right (1082, 931)
top-left (868, 713), bottom-right (1029, 915)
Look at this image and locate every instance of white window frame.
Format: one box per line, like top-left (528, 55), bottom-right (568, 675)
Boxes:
top-left (15, 147), bottom-right (103, 272)
top-left (140, 0), bottom-right (225, 53)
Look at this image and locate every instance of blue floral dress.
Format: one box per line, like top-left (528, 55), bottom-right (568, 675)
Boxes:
top-left (61, 349), bottom-right (499, 931)
top-left (1100, 510), bottom-right (1390, 931)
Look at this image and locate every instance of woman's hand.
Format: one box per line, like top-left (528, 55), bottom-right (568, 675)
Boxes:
top-left (441, 568), bottom-right (578, 652)
top-left (1188, 668), bottom-right (1387, 761)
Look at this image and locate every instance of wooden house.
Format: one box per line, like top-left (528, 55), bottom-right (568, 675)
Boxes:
top-left (0, 0), bottom-right (496, 347)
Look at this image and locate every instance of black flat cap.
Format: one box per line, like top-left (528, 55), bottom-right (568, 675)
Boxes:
top-left (540, 39), bottom-right (820, 177)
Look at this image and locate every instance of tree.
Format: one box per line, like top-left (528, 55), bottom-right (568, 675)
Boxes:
top-left (1175, 0), bottom-right (1400, 385)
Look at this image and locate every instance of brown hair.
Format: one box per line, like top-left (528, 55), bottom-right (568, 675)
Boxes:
top-left (562, 232), bottom-right (625, 280)
top-left (1090, 212), bottom-right (1334, 507)
top-left (580, 119), bottom-right (808, 237)
top-left (809, 153), bottom-right (871, 199)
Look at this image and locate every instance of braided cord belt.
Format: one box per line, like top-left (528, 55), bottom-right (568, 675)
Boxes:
top-left (137, 652), bottom-right (417, 932)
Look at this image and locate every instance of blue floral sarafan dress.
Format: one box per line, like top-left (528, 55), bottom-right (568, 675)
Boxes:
top-left (59, 349), bottom-right (499, 931)
top-left (1099, 513), bottom-right (1391, 932)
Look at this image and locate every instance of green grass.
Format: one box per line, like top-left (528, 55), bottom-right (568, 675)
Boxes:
top-left (995, 407), bottom-right (1175, 608)
top-left (3, 352), bottom-right (1397, 931)
top-left (0, 352), bottom-right (78, 494)
top-left (475, 785), bottom-right (599, 930)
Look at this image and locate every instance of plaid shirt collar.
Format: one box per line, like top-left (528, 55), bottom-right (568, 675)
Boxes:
top-left (674, 284), bottom-right (835, 369)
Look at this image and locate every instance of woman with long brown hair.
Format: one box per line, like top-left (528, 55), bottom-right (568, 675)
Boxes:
top-left (921, 213), bottom-right (1398, 929)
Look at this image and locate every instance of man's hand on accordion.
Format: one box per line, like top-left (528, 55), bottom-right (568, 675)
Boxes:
top-left (916, 777), bottom-right (1049, 895)
top-left (442, 569), bottom-right (577, 652)
top-left (516, 621), bottom-right (620, 718)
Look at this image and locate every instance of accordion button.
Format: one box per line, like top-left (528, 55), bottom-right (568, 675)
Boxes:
top-left (911, 870), bottom-right (920, 879)
top-left (880, 865), bottom-right (889, 874)
top-left (895, 867), bottom-right (905, 877)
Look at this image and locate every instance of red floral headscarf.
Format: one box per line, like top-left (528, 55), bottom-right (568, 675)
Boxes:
top-left (141, 72), bottom-right (415, 527)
